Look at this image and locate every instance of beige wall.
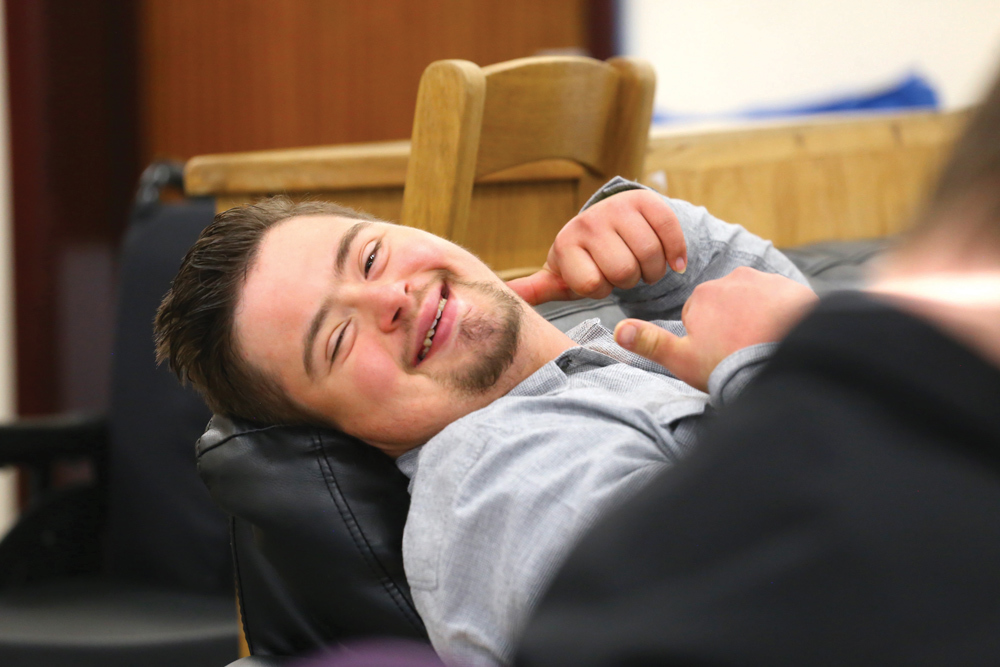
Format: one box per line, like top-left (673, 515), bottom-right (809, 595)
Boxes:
top-left (0, 0), bottom-right (19, 536)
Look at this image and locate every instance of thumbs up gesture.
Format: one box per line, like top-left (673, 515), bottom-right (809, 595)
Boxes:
top-left (507, 189), bottom-right (688, 305)
top-left (614, 267), bottom-right (818, 391)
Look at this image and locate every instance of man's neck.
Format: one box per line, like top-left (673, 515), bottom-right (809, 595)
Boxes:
top-left (507, 305), bottom-right (578, 384)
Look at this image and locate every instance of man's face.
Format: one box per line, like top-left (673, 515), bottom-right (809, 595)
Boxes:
top-left (235, 215), bottom-right (525, 454)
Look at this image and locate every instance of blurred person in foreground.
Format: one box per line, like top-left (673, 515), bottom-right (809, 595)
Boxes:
top-left (517, 64), bottom-right (1000, 667)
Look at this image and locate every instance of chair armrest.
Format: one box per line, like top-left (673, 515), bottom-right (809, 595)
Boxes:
top-left (0, 413), bottom-right (109, 466)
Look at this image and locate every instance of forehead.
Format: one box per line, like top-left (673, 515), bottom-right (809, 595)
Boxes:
top-left (234, 216), bottom-right (356, 380)
top-left (241, 214), bottom-right (369, 313)
top-left (250, 214), bottom-right (384, 281)
top-left (262, 214), bottom-right (360, 257)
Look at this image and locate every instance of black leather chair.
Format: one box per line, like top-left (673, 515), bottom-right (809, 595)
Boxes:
top-left (194, 297), bottom-right (628, 666)
top-left (0, 163), bottom-right (239, 667)
top-left (198, 418), bottom-right (427, 658)
top-left (195, 240), bottom-right (888, 666)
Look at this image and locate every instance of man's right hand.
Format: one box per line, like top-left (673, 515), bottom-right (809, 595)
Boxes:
top-left (614, 267), bottom-right (818, 391)
top-left (507, 189), bottom-right (688, 306)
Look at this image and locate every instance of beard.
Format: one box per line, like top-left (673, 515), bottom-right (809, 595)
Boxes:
top-left (412, 273), bottom-right (523, 396)
top-left (444, 279), bottom-right (522, 394)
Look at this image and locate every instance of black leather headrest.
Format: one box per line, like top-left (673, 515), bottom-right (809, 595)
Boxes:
top-left (195, 415), bottom-right (427, 650)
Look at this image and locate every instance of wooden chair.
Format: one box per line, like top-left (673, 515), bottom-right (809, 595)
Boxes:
top-left (400, 56), bottom-right (655, 275)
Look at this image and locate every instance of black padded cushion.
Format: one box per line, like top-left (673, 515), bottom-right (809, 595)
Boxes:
top-left (0, 577), bottom-right (236, 667)
top-left (196, 416), bottom-right (427, 654)
top-left (782, 237), bottom-right (892, 296)
top-left (105, 197), bottom-right (228, 592)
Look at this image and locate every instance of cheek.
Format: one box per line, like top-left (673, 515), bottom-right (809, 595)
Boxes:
top-left (340, 349), bottom-right (440, 446)
top-left (346, 347), bottom-right (402, 403)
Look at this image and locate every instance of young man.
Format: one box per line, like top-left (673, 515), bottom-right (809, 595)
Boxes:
top-left (518, 69), bottom-right (1000, 667)
top-left (156, 178), bottom-right (814, 665)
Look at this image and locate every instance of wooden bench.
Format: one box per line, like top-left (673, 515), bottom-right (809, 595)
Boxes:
top-left (185, 109), bottom-right (968, 268)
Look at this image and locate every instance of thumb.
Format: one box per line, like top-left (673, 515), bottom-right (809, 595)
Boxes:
top-left (614, 318), bottom-right (703, 390)
top-left (506, 267), bottom-right (577, 306)
top-left (614, 319), bottom-right (683, 366)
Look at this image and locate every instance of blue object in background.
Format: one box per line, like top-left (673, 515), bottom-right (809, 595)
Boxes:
top-left (654, 72), bottom-right (940, 125)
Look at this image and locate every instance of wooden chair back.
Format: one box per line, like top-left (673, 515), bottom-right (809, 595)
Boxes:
top-left (399, 56), bottom-right (656, 247)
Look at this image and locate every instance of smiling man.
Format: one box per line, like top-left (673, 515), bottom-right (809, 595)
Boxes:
top-left (155, 178), bottom-right (813, 665)
top-left (233, 212), bottom-right (555, 454)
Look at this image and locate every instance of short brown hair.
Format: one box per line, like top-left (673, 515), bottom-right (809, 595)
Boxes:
top-left (154, 196), bottom-right (380, 424)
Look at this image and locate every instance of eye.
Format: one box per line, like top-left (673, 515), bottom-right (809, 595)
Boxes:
top-left (330, 323), bottom-right (348, 364)
top-left (364, 239), bottom-right (381, 278)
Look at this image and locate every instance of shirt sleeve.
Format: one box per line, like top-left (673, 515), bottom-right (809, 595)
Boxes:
top-left (581, 177), bottom-right (811, 322)
top-left (706, 341), bottom-right (780, 408)
top-left (634, 318), bottom-right (779, 410)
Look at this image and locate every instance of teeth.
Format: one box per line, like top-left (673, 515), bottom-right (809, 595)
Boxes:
top-left (420, 297), bottom-right (448, 361)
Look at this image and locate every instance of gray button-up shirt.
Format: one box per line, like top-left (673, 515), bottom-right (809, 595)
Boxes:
top-left (397, 178), bottom-right (809, 666)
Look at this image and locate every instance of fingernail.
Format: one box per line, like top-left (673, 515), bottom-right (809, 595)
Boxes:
top-left (673, 257), bottom-right (686, 274)
top-left (615, 321), bottom-right (637, 348)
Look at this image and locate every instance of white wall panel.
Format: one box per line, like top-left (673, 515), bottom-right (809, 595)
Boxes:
top-left (622, 0), bottom-right (1000, 115)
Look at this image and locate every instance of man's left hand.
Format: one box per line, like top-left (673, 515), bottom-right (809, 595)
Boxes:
top-left (614, 267), bottom-right (819, 391)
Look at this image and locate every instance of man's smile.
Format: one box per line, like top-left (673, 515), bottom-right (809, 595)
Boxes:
top-left (415, 281), bottom-right (454, 365)
top-left (236, 214), bottom-right (533, 453)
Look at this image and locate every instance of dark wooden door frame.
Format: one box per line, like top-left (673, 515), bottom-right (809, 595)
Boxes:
top-left (5, 0), bottom-right (138, 419)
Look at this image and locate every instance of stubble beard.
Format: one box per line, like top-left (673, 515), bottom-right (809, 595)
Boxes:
top-left (444, 279), bottom-right (522, 394)
top-left (415, 273), bottom-right (523, 396)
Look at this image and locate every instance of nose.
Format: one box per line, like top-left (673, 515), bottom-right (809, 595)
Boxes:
top-left (364, 279), bottom-right (410, 333)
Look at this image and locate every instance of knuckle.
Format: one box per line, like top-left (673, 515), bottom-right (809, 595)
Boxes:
top-left (608, 263), bottom-right (641, 288)
top-left (577, 274), bottom-right (604, 295)
top-left (626, 189), bottom-right (655, 205)
top-left (548, 240), bottom-right (570, 264)
top-left (577, 275), bottom-right (613, 298)
top-left (635, 240), bottom-right (664, 264)
top-left (551, 226), bottom-right (573, 249)
top-left (577, 214), bottom-right (601, 234)
top-left (605, 264), bottom-right (639, 285)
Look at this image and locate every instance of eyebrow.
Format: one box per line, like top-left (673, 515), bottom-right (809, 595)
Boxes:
top-left (335, 221), bottom-right (371, 278)
top-left (302, 220), bottom-right (371, 378)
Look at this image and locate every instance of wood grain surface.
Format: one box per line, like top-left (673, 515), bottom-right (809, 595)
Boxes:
top-left (140, 0), bottom-right (587, 161)
top-left (644, 110), bottom-right (968, 247)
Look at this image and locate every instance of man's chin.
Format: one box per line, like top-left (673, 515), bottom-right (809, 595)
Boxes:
top-left (446, 297), bottom-right (521, 394)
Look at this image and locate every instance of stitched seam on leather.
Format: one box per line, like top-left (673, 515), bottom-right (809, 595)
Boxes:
top-left (313, 433), bottom-right (426, 633)
top-left (315, 438), bottom-right (425, 632)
